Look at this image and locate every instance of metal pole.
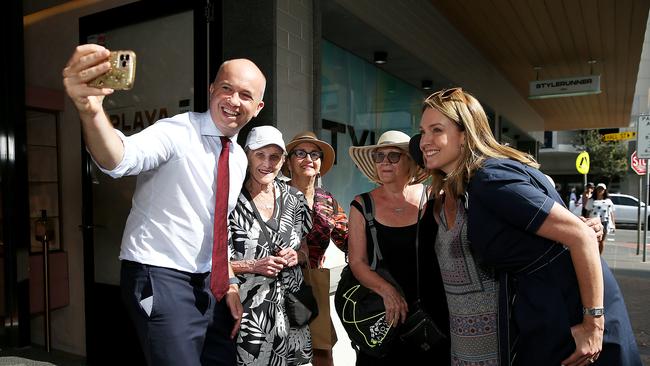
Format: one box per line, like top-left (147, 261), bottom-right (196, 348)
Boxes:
top-left (37, 209), bottom-right (51, 352)
top-left (638, 175), bottom-right (643, 255)
top-left (643, 167), bottom-right (650, 262)
top-left (42, 231), bottom-right (51, 352)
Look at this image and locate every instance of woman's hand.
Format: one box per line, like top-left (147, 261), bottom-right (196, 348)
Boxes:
top-left (276, 247), bottom-right (299, 267)
top-left (253, 256), bottom-right (287, 277)
top-left (581, 216), bottom-right (603, 242)
top-left (378, 284), bottom-right (408, 327)
top-left (561, 317), bottom-right (604, 366)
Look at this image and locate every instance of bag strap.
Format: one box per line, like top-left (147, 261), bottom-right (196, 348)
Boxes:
top-left (414, 186), bottom-right (426, 301)
top-left (242, 187), bottom-right (277, 254)
top-left (359, 193), bottom-right (384, 271)
top-left (350, 193), bottom-right (383, 270)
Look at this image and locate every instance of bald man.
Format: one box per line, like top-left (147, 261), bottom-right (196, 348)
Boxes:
top-left (63, 45), bottom-right (266, 366)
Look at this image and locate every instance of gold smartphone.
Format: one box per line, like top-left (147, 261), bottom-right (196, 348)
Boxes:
top-left (89, 50), bottom-right (136, 90)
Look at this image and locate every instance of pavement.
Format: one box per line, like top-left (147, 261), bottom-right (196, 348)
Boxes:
top-left (325, 228), bottom-right (650, 365)
top-left (3, 230), bottom-right (649, 365)
top-left (601, 228), bottom-right (650, 365)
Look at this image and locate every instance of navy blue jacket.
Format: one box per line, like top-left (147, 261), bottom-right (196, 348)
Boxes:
top-left (467, 158), bottom-right (641, 366)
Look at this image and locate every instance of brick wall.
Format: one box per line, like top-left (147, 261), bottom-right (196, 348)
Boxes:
top-left (276, 0), bottom-right (313, 140)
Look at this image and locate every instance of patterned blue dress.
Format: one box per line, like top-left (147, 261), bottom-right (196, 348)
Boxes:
top-left (435, 200), bottom-right (499, 365)
top-left (229, 180), bottom-right (313, 366)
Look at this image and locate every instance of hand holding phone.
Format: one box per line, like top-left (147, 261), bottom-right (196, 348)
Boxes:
top-left (88, 50), bottom-right (136, 90)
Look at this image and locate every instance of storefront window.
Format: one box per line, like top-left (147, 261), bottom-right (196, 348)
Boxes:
top-left (320, 41), bottom-right (426, 207)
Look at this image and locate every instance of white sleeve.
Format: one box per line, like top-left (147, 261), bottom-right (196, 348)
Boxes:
top-left (98, 118), bottom-right (189, 178)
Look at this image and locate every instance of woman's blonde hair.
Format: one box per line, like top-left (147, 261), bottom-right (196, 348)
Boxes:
top-left (423, 88), bottom-right (539, 198)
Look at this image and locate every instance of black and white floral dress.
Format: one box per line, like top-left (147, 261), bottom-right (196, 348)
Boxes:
top-left (229, 179), bottom-right (313, 366)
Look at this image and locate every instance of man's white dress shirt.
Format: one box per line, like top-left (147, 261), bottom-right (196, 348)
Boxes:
top-left (99, 111), bottom-right (247, 273)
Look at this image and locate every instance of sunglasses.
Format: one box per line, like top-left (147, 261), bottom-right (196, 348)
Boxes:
top-left (425, 87), bottom-right (466, 131)
top-left (371, 151), bottom-right (403, 164)
top-left (290, 149), bottom-right (323, 160)
top-left (425, 87), bottom-right (463, 102)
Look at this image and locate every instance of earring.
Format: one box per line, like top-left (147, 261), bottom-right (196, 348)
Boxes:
top-left (315, 173), bottom-right (322, 188)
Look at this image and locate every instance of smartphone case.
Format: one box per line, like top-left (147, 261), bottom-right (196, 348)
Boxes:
top-left (88, 50), bottom-right (136, 90)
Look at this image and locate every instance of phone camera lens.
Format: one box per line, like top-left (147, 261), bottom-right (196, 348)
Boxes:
top-left (119, 55), bottom-right (124, 61)
top-left (125, 54), bottom-right (130, 60)
top-left (121, 60), bottom-right (127, 67)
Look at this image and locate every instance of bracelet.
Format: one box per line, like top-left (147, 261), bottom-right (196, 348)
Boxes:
top-left (583, 307), bottom-right (604, 317)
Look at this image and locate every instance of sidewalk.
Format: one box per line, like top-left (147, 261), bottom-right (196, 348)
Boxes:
top-left (327, 229), bottom-right (650, 365)
top-left (602, 229), bottom-right (650, 365)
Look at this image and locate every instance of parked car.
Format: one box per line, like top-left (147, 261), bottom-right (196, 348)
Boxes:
top-left (609, 193), bottom-right (649, 228)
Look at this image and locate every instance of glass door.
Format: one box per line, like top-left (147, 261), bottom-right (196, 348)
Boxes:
top-left (79, 2), bottom-right (216, 363)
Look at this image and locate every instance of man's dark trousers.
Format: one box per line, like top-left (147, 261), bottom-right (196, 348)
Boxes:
top-left (121, 260), bottom-right (236, 365)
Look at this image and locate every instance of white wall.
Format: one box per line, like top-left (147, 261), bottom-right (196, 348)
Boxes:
top-left (276, 0), bottom-right (314, 138)
top-left (631, 12), bottom-right (650, 123)
top-left (23, 0), bottom-right (136, 355)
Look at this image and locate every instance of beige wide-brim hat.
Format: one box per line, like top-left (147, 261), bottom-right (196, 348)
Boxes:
top-left (349, 130), bottom-right (428, 185)
top-left (282, 131), bottom-right (335, 177)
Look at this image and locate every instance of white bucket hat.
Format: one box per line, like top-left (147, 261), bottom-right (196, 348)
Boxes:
top-left (348, 130), bottom-right (428, 185)
top-left (244, 125), bottom-right (286, 153)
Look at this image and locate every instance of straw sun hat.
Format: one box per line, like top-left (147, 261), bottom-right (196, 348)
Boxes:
top-left (349, 130), bottom-right (428, 185)
top-left (281, 131), bottom-right (335, 177)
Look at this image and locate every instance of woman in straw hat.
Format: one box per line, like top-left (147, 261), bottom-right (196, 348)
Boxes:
top-left (413, 87), bottom-right (640, 366)
top-left (283, 131), bottom-right (349, 366)
top-left (228, 126), bottom-right (313, 366)
top-left (347, 130), bottom-right (450, 365)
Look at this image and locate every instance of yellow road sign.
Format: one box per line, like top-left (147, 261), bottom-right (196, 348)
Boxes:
top-left (602, 131), bottom-right (636, 141)
top-left (576, 151), bottom-right (590, 174)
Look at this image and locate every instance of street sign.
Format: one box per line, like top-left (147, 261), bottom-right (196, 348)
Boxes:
top-left (576, 151), bottom-right (590, 174)
top-left (603, 131), bottom-right (636, 141)
top-left (631, 150), bottom-right (647, 175)
top-left (636, 114), bottom-right (650, 158)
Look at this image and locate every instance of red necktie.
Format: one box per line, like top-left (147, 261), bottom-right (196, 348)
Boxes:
top-left (211, 136), bottom-right (230, 301)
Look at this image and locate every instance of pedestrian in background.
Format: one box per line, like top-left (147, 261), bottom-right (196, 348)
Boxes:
top-left (582, 182), bottom-right (595, 217)
top-left (589, 183), bottom-right (616, 253)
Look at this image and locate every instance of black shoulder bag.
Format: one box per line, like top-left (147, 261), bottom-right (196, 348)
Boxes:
top-left (243, 187), bottom-right (318, 327)
top-left (334, 193), bottom-right (403, 358)
top-left (398, 187), bottom-right (447, 351)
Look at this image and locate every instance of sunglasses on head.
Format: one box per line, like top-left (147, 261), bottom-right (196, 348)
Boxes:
top-left (371, 151), bottom-right (403, 164)
top-left (425, 87), bottom-right (466, 131)
top-left (290, 149), bottom-right (323, 160)
top-left (426, 87), bottom-right (463, 102)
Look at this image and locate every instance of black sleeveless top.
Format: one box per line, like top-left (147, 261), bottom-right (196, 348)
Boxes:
top-left (350, 196), bottom-right (449, 332)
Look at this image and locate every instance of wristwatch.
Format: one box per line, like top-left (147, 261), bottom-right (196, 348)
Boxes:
top-left (229, 277), bottom-right (241, 286)
top-left (583, 307), bottom-right (604, 317)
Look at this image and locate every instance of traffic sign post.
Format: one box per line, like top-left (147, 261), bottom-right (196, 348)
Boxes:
top-left (637, 114), bottom-right (650, 262)
top-left (631, 151), bottom-right (647, 175)
top-left (637, 114), bottom-right (650, 158)
top-left (575, 151), bottom-right (590, 191)
top-left (632, 151), bottom-right (647, 255)
top-left (603, 131), bottom-right (636, 142)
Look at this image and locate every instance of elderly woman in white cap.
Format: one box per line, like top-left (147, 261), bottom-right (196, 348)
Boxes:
top-left (229, 125), bottom-right (313, 365)
top-left (282, 131), bottom-right (348, 366)
top-left (347, 130), bottom-right (450, 365)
